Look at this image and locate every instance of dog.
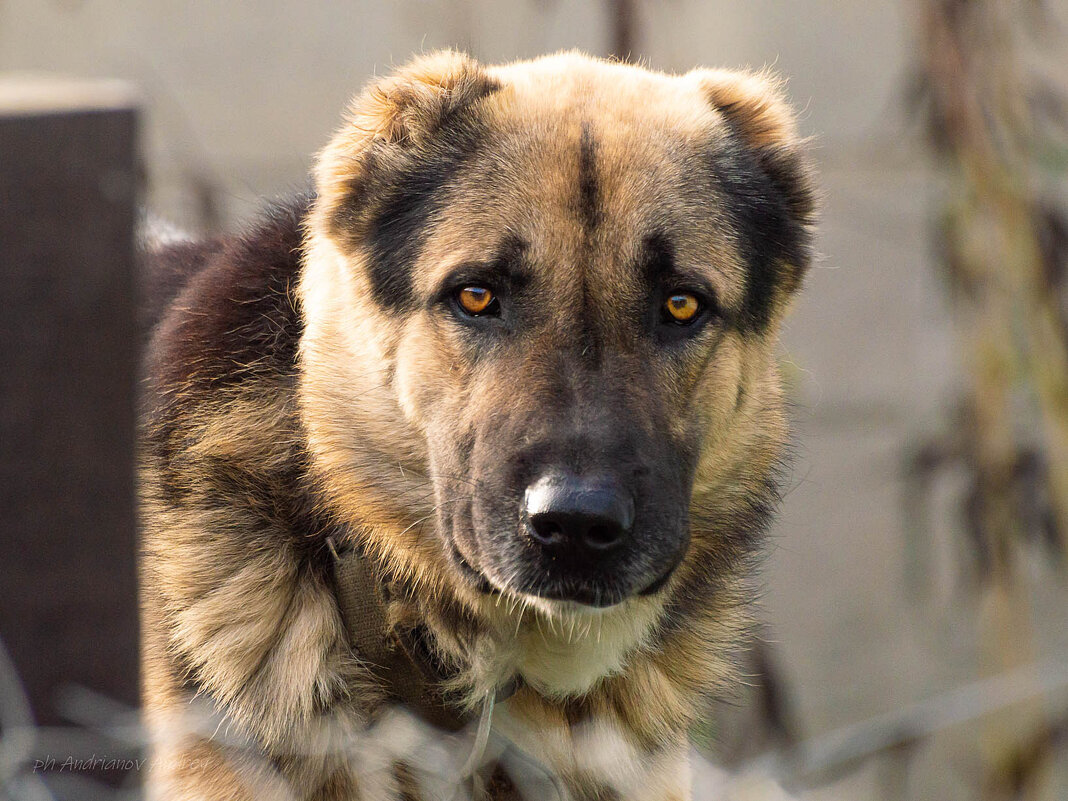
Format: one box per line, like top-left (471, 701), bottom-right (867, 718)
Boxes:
top-left (139, 50), bottom-right (816, 800)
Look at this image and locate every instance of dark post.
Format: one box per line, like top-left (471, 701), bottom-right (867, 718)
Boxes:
top-left (606, 0), bottom-right (637, 61)
top-left (0, 77), bottom-right (141, 792)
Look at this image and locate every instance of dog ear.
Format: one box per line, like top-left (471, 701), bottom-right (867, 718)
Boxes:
top-left (690, 69), bottom-right (818, 325)
top-left (314, 51), bottom-right (499, 221)
top-left (311, 52), bottom-right (501, 312)
top-left (349, 50), bottom-right (500, 146)
top-left (695, 70), bottom-right (800, 147)
top-left (694, 68), bottom-right (817, 236)
top-left (696, 70), bottom-right (811, 238)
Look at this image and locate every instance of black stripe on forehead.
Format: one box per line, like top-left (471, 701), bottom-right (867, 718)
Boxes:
top-left (575, 123), bottom-right (604, 367)
top-left (707, 127), bottom-right (812, 333)
top-left (331, 119), bottom-right (488, 312)
top-left (576, 122), bottom-right (602, 232)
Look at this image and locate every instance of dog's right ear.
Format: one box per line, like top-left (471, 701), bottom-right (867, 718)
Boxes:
top-left (315, 51), bottom-right (499, 219)
top-left (310, 51), bottom-right (500, 313)
top-left (354, 50), bottom-right (499, 146)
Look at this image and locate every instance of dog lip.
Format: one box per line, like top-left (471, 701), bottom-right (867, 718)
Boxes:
top-left (520, 582), bottom-right (629, 608)
top-left (637, 560), bottom-right (679, 596)
top-left (521, 546), bottom-right (684, 606)
top-left (540, 566), bottom-right (678, 607)
top-left (445, 536), bottom-right (498, 595)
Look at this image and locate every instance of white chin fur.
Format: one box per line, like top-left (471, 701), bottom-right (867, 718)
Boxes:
top-left (480, 590), bottom-right (664, 699)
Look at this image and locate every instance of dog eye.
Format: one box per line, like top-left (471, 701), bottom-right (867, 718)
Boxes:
top-left (662, 292), bottom-right (702, 324)
top-left (455, 286), bottom-right (500, 317)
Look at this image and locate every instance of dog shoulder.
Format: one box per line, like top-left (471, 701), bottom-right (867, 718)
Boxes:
top-left (143, 193), bottom-right (312, 407)
top-left (138, 192), bottom-right (368, 776)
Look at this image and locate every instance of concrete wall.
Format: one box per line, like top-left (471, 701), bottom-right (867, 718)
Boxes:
top-left (2, 1), bottom-right (913, 226)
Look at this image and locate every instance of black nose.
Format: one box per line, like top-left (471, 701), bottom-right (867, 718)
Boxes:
top-left (523, 473), bottom-right (635, 552)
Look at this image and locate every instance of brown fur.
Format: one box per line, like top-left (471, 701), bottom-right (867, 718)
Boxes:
top-left (140, 51), bottom-right (816, 800)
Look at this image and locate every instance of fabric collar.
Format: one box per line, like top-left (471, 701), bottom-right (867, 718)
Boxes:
top-left (326, 536), bottom-right (520, 732)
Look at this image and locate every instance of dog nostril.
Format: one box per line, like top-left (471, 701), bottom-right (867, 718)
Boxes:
top-left (584, 523), bottom-right (621, 549)
top-left (530, 517), bottom-right (564, 545)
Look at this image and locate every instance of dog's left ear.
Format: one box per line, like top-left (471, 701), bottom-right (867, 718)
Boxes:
top-left (690, 69), bottom-right (818, 323)
top-left (693, 69), bottom-right (817, 228)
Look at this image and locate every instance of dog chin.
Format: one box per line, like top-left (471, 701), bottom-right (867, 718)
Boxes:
top-left (491, 584), bottom-right (665, 698)
top-left (457, 552), bottom-right (667, 697)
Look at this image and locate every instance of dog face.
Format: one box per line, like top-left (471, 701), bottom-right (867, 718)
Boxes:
top-left (302, 52), bottom-right (815, 613)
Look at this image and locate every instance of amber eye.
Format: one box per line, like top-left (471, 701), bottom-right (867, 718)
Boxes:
top-left (663, 292), bottom-right (701, 324)
top-left (456, 286), bottom-right (497, 316)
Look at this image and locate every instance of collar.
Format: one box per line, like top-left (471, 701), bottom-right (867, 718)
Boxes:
top-left (326, 536), bottom-right (520, 732)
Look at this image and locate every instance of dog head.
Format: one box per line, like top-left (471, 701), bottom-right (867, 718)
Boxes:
top-left (301, 51), bottom-right (815, 618)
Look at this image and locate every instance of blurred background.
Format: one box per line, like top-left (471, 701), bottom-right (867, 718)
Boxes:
top-left (1, 1), bottom-right (1067, 799)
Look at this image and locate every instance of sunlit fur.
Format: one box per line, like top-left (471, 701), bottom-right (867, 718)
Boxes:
top-left (140, 51), bottom-right (816, 801)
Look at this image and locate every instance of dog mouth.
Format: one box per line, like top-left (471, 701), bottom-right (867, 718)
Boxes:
top-left (444, 529), bottom-right (679, 608)
top-left (522, 558), bottom-right (681, 607)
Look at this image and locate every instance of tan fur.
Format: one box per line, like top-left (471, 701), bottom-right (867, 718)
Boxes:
top-left (141, 50), bottom-right (815, 800)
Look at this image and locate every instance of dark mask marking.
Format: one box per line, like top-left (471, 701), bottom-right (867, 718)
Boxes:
top-left (706, 125), bottom-right (812, 333)
top-left (641, 232), bottom-right (677, 286)
top-left (366, 123), bottom-right (488, 312)
top-left (328, 118), bottom-right (489, 313)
